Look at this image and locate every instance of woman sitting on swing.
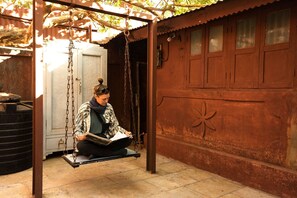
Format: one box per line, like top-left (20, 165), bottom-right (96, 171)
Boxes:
top-left (74, 78), bottom-right (133, 158)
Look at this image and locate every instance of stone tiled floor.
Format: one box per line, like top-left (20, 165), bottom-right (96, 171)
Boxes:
top-left (0, 149), bottom-right (278, 198)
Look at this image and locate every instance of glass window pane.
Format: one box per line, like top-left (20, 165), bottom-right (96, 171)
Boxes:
top-left (236, 17), bottom-right (256, 49)
top-left (265, 9), bottom-right (290, 45)
top-left (209, 25), bottom-right (223, 52)
top-left (191, 29), bottom-right (202, 56)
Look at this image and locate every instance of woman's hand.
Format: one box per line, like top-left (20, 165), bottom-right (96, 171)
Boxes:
top-left (76, 134), bottom-right (87, 141)
top-left (124, 131), bottom-right (133, 138)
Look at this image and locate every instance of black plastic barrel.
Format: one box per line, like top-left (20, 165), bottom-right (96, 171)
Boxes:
top-left (0, 102), bottom-right (32, 175)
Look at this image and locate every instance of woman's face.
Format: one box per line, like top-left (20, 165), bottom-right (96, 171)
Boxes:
top-left (95, 93), bottom-right (110, 106)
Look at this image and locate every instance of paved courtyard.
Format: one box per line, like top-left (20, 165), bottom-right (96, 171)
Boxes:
top-left (0, 149), bottom-right (278, 198)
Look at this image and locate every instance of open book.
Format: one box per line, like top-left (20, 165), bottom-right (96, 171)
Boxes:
top-left (86, 131), bottom-right (130, 146)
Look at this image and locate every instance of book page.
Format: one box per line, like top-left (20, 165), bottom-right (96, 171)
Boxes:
top-left (86, 133), bottom-right (111, 145)
top-left (110, 132), bottom-right (128, 141)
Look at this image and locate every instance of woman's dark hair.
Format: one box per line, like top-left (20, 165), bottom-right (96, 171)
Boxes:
top-left (94, 78), bottom-right (110, 96)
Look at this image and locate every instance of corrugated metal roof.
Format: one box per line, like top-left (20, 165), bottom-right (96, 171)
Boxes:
top-left (125, 0), bottom-right (281, 43)
top-left (157, 0), bottom-right (280, 34)
top-left (0, 0), bottom-right (282, 46)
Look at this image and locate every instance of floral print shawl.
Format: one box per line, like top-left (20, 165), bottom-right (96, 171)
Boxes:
top-left (74, 102), bottom-right (126, 139)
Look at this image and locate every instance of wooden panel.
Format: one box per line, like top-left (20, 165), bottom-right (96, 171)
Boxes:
top-left (220, 101), bottom-right (284, 160)
top-left (205, 56), bottom-right (225, 87)
top-left (229, 10), bottom-right (260, 89)
top-left (205, 20), bottom-right (226, 88)
top-left (186, 27), bottom-right (205, 88)
top-left (231, 52), bottom-right (258, 88)
top-left (188, 58), bottom-right (203, 87)
top-left (260, 49), bottom-right (293, 88)
top-left (156, 92), bottom-right (286, 165)
top-left (259, 2), bottom-right (295, 89)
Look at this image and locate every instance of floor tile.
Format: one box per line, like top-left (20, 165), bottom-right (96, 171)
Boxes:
top-left (148, 186), bottom-right (208, 198)
top-left (186, 177), bottom-right (243, 198)
top-left (221, 186), bottom-right (279, 198)
top-left (0, 149), bottom-right (279, 198)
top-left (0, 183), bottom-right (31, 198)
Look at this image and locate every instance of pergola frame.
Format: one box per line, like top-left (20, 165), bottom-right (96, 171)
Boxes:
top-left (45, 0), bottom-right (154, 22)
top-left (32, 0), bottom-right (157, 197)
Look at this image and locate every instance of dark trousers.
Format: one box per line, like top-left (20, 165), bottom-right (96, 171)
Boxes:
top-left (77, 138), bottom-right (132, 157)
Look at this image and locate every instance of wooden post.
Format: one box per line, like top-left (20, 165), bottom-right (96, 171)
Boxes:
top-left (146, 19), bottom-right (157, 173)
top-left (32, 0), bottom-right (44, 197)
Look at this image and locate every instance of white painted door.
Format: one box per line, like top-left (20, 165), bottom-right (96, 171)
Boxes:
top-left (43, 40), bottom-right (107, 156)
top-left (76, 42), bottom-right (107, 104)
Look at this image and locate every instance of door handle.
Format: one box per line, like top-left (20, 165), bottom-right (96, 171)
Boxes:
top-left (75, 78), bottom-right (82, 94)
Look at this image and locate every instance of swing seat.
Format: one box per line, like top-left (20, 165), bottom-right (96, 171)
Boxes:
top-left (62, 148), bottom-right (140, 168)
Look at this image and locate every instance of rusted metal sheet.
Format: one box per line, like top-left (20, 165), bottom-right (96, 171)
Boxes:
top-left (129, 0), bottom-right (279, 42)
top-left (1, 6), bottom-right (31, 20)
top-left (0, 15), bottom-right (31, 29)
top-left (0, 15), bottom-right (90, 44)
top-left (0, 53), bottom-right (32, 100)
top-left (43, 26), bottom-right (89, 41)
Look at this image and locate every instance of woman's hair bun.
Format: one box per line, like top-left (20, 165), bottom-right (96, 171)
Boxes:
top-left (98, 78), bottom-right (104, 85)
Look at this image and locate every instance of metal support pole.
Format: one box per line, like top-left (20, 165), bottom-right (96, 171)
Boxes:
top-left (32, 0), bottom-right (44, 197)
top-left (146, 19), bottom-right (157, 173)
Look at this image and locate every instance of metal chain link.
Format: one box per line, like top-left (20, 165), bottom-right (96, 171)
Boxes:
top-left (64, 8), bottom-right (76, 162)
top-left (124, 34), bottom-right (139, 152)
top-left (123, 41), bottom-right (128, 116)
top-left (64, 39), bottom-right (73, 154)
top-left (70, 40), bottom-right (76, 156)
top-left (123, 17), bottom-right (129, 117)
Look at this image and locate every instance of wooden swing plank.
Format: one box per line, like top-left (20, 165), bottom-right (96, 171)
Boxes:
top-left (62, 148), bottom-right (141, 168)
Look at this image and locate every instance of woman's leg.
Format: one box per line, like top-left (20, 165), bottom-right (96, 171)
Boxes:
top-left (107, 138), bottom-right (132, 151)
top-left (77, 140), bottom-right (127, 157)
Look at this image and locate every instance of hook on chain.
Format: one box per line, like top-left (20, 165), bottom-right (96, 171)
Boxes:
top-left (124, 29), bottom-right (130, 37)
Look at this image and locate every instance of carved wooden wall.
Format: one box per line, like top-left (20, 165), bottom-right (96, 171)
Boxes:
top-left (108, 0), bottom-right (297, 197)
top-left (154, 1), bottom-right (297, 197)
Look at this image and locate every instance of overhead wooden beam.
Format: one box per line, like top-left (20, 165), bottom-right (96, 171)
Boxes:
top-left (44, 0), bottom-right (154, 23)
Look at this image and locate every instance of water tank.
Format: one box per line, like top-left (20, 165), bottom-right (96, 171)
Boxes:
top-left (0, 93), bottom-right (32, 175)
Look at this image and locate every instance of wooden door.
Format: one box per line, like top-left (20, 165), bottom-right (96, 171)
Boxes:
top-left (44, 40), bottom-right (107, 156)
top-left (229, 11), bottom-right (260, 88)
top-left (76, 42), bottom-right (107, 104)
top-left (204, 20), bottom-right (227, 88)
top-left (186, 27), bottom-right (206, 88)
top-left (259, 8), bottom-right (294, 88)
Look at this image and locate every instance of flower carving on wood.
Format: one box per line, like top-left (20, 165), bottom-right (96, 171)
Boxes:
top-left (192, 101), bottom-right (216, 138)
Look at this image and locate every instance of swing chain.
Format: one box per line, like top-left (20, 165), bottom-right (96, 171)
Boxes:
top-left (123, 14), bottom-right (139, 151)
top-left (123, 38), bottom-right (128, 116)
top-left (70, 39), bottom-right (76, 154)
top-left (64, 39), bottom-right (74, 154)
top-left (64, 7), bottom-right (76, 159)
top-left (123, 15), bottom-right (130, 116)
top-left (124, 31), bottom-right (139, 152)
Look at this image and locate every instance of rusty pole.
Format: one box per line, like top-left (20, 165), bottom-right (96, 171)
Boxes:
top-left (32, 0), bottom-right (44, 197)
top-left (146, 19), bottom-right (157, 173)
